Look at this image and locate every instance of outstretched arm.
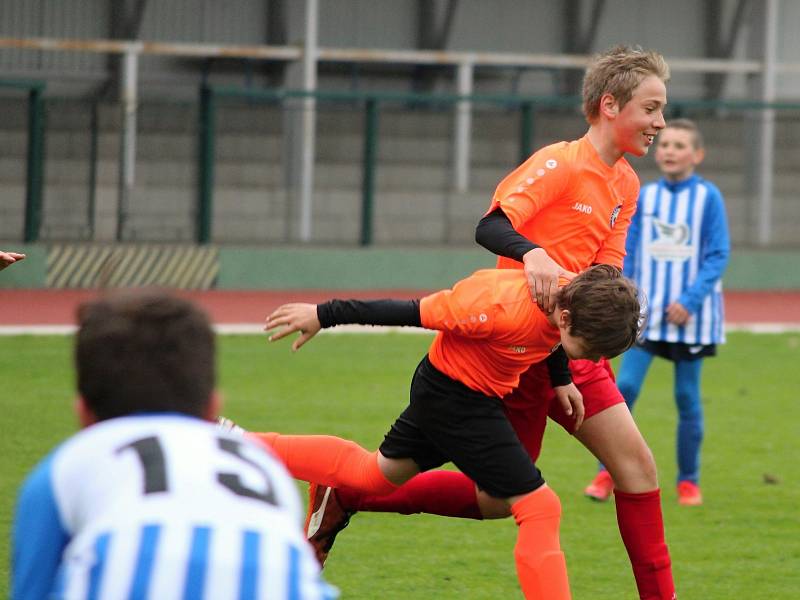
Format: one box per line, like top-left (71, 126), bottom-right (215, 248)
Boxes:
top-left (266, 299), bottom-right (421, 351)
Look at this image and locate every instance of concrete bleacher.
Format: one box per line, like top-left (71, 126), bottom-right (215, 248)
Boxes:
top-left (0, 95), bottom-right (796, 248)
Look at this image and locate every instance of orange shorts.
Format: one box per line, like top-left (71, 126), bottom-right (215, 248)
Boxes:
top-left (502, 358), bottom-right (624, 462)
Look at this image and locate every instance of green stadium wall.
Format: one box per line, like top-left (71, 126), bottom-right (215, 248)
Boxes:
top-left (0, 245), bottom-right (796, 290)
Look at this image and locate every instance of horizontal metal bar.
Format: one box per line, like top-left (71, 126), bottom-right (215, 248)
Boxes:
top-left (207, 85), bottom-right (800, 111)
top-left (0, 78), bottom-right (45, 90)
top-left (208, 84), bottom-right (582, 106)
top-left (3, 36), bottom-right (798, 75)
top-left (0, 37), bottom-right (301, 61)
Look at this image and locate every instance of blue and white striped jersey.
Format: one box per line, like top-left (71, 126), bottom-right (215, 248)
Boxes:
top-left (625, 174), bottom-right (730, 345)
top-left (13, 414), bottom-right (337, 600)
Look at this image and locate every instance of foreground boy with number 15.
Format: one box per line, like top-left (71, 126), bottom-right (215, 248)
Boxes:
top-left (12, 292), bottom-right (335, 600)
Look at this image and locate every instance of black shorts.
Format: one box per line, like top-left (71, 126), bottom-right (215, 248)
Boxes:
top-left (640, 340), bottom-right (717, 362)
top-left (379, 355), bottom-right (545, 499)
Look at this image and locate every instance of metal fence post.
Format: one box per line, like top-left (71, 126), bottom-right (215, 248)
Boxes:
top-left (519, 101), bottom-right (534, 165)
top-left (87, 100), bottom-right (98, 240)
top-left (117, 47), bottom-right (139, 242)
top-left (197, 85), bottom-right (215, 244)
top-left (24, 84), bottom-right (45, 243)
top-left (360, 98), bottom-right (378, 246)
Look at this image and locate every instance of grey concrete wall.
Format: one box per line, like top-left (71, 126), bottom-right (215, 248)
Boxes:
top-left (1, 96), bottom-right (799, 248)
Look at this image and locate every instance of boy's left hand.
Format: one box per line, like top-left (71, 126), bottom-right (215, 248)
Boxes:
top-left (666, 302), bottom-right (690, 325)
top-left (553, 382), bottom-right (585, 431)
top-left (264, 303), bottom-right (321, 351)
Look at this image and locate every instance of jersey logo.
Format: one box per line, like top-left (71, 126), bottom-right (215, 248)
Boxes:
top-left (571, 202), bottom-right (592, 215)
top-left (647, 219), bottom-right (693, 261)
top-left (653, 219), bottom-right (689, 244)
top-left (609, 204), bottom-right (623, 228)
top-left (508, 345), bottom-right (527, 353)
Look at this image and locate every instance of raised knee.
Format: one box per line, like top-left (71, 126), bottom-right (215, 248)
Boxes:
top-left (511, 484), bottom-right (562, 525)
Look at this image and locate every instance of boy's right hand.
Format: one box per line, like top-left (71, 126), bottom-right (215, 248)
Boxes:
top-left (264, 303), bottom-right (321, 351)
top-left (0, 251), bottom-right (25, 271)
top-left (522, 248), bottom-right (577, 314)
top-left (552, 382), bottom-right (585, 431)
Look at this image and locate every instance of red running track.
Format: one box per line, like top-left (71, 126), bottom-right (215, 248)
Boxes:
top-left (1, 289), bottom-right (799, 326)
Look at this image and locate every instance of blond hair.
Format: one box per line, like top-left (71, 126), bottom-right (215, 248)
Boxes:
top-left (582, 45), bottom-right (670, 123)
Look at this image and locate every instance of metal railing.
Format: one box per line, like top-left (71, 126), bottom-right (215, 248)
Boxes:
top-left (0, 79), bottom-right (45, 242)
top-left (2, 36), bottom-right (800, 247)
top-left (197, 85), bottom-right (581, 245)
top-left (5, 85), bottom-right (800, 247)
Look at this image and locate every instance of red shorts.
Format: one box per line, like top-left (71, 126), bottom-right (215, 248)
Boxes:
top-left (502, 358), bottom-right (624, 462)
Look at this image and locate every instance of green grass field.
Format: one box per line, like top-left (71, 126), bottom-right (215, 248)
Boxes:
top-left (2, 332), bottom-right (799, 598)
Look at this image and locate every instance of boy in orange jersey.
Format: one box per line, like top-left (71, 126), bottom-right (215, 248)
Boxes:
top-left (302, 45), bottom-right (677, 600)
top-left (476, 44), bottom-right (676, 599)
top-left (257, 264), bottom-right (640, 600)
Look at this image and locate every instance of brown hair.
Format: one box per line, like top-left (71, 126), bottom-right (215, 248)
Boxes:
top-left (76, 290), bottom-right (216, 421)
top-left (582, 45), bottom-right (670, 123)
top-left (664, 117), bottom-right (704, 149)
top-left (556, 264), bottom-right (641, 359)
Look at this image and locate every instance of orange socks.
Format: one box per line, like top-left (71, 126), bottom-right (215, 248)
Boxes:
top-left (510, 484), bottom-right (571, 600)
top-left (252, 432), bottom-right (398, 496)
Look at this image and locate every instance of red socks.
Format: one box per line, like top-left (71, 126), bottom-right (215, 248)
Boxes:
top-left (614, 489), bottom-right (676, 600)
top-left (336, 470), bottom-right (483, 519)
top-left (252, 432), bottom-right (398, 496)
top-left (510, 485), bottom-right (571, 599)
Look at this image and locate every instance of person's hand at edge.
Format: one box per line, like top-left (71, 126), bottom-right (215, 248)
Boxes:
top-left (0, 251), bottom-right (25, 272)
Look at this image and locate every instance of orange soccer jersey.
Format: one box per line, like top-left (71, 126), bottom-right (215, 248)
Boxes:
top-left (487, 135), bottom-right (640, 272)
top-left (419, 269), bottom-right (561, 398)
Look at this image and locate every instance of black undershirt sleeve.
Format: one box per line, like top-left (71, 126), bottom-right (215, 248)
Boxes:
top-left (317, 299), bottom-right (422, 329)
top-left (546, 346), bottom-right (572, 387)
top-left (474, 208), bottom-right (540, 262)
top-left (476, 208), bottom-right (573, 386)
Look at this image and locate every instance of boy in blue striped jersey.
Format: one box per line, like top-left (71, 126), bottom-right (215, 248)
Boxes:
top-left (12, 291), bottom-right (336, 600)
top-left (584, 118), bottom-right (730, 506)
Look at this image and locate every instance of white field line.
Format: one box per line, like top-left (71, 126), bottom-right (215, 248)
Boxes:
top-left (0, 323), bottom-right (798, 335)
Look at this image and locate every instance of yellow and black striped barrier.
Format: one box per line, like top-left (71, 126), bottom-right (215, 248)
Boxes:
top-left (47, 245), bottom-right (219, 289)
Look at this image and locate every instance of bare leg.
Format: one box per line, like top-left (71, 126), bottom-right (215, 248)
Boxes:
top-left (574, 404), bottom-right (674, 600)
top-left (476, 488), bottom-right (512, 518)
top-left (573, 403), bottom-right (658, 492)
top-left (376, 453), bottom-right (420, 485)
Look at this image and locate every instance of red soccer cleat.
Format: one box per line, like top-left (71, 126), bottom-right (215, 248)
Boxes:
top-left (304, 483), bottom-right (354, 567)
top-left (677, 481), bottom-right (703, 506)
top-left (584, 470), bottom-right (615, 502)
